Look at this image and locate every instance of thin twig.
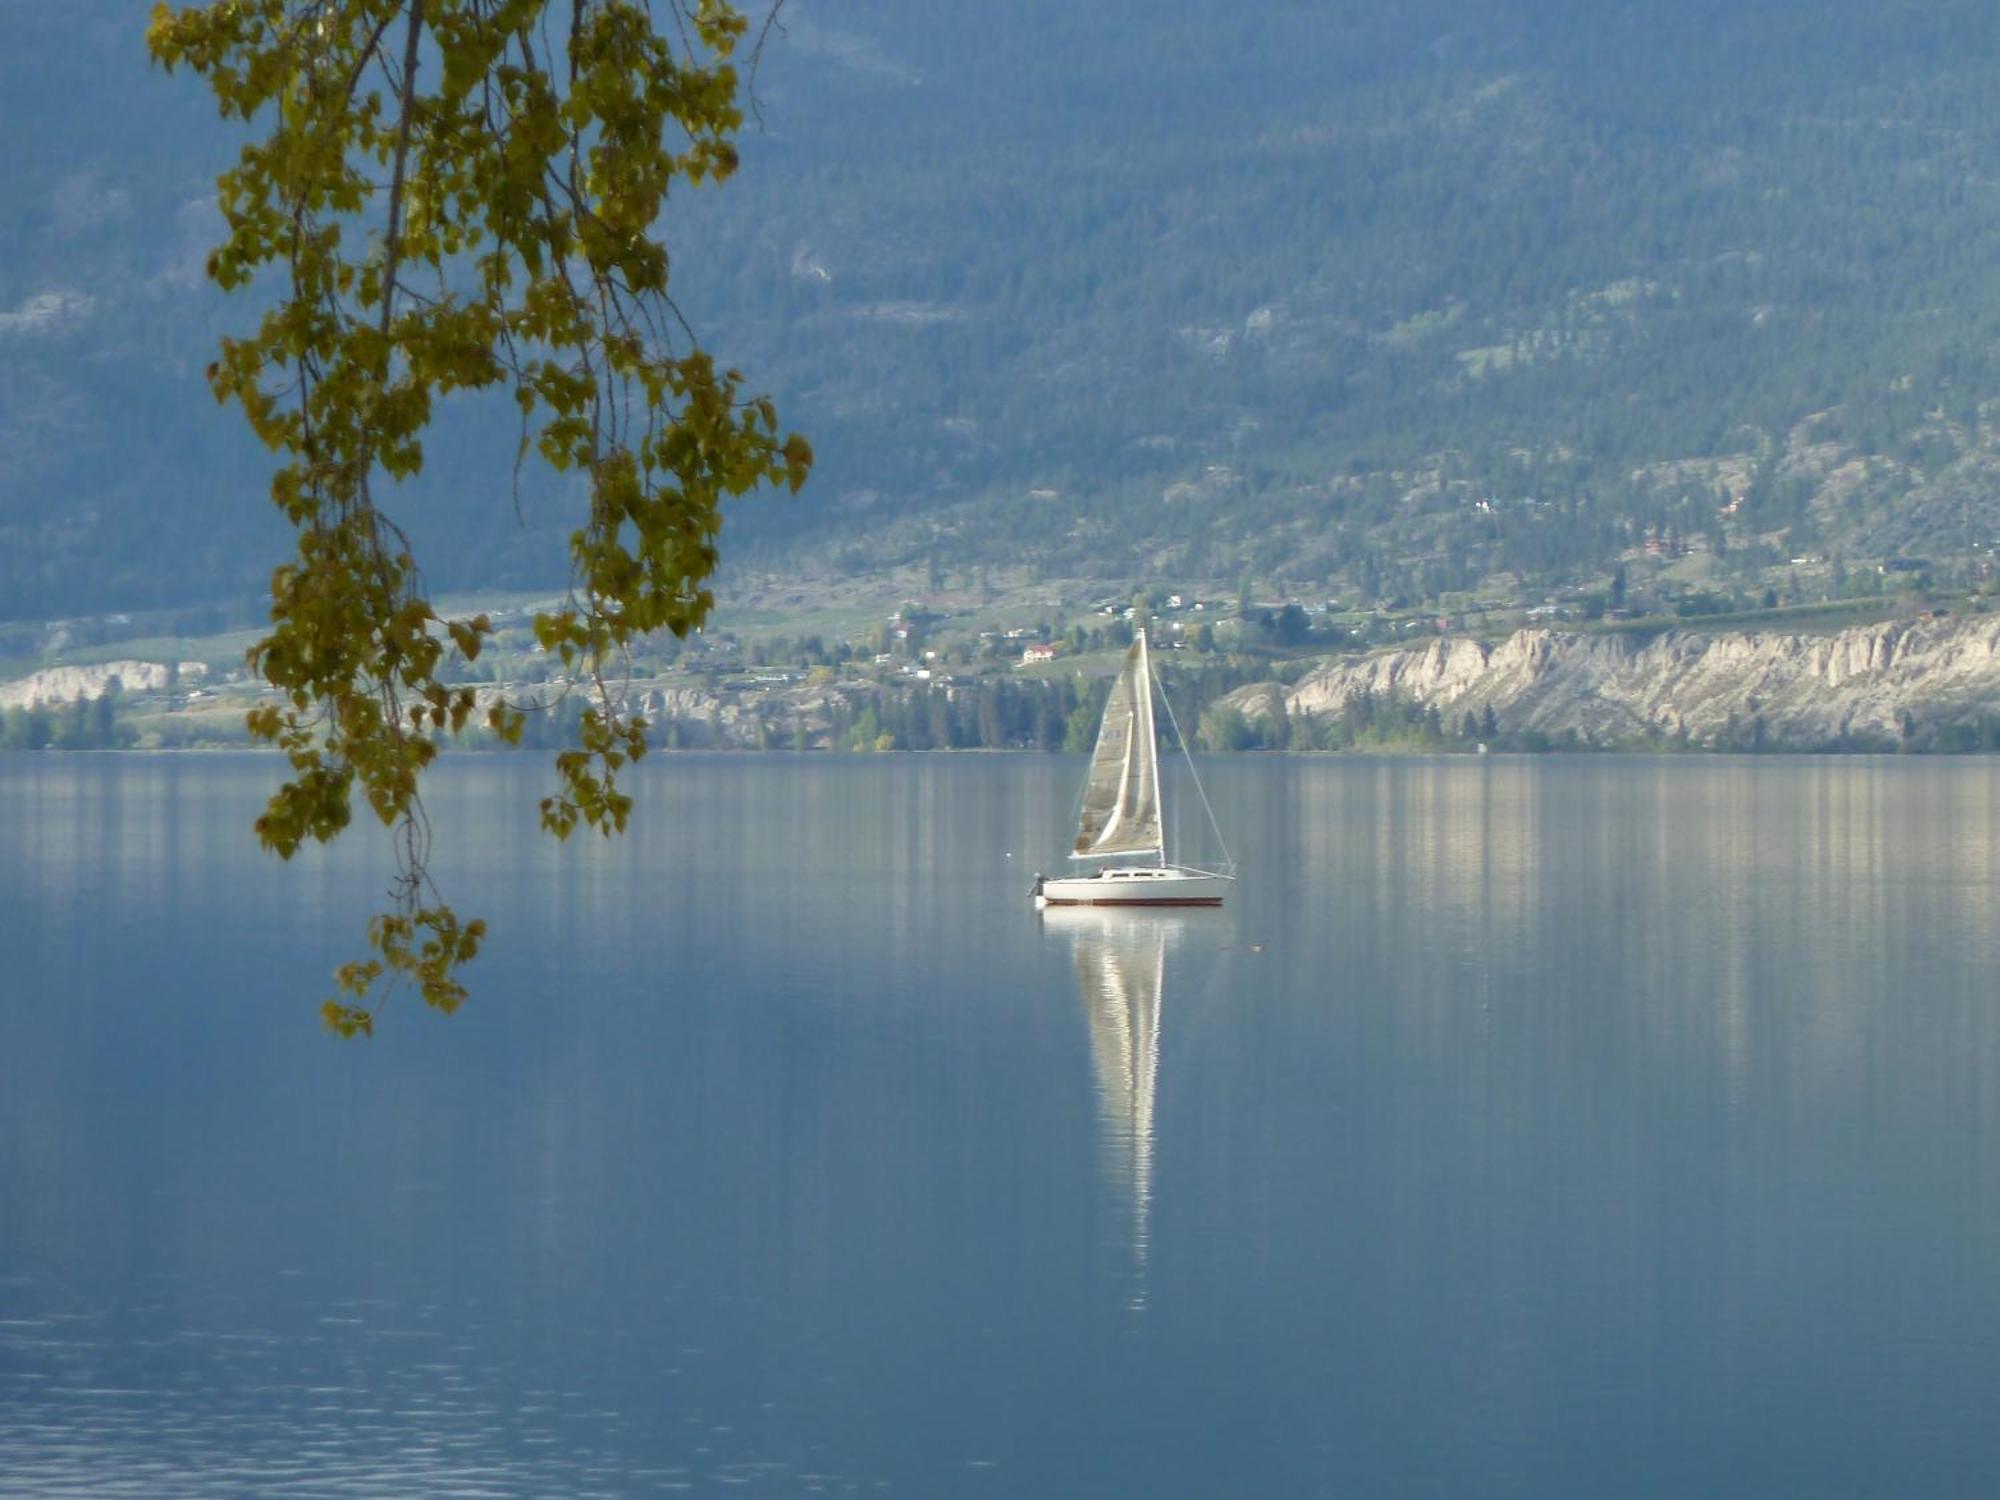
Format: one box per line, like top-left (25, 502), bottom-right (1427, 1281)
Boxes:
top-left (378, 0), bottom-right (427, 340)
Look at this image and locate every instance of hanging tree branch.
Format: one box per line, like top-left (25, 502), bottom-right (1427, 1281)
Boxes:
top-left (377, 0), bottom-right (426, 340)
top-left (148, 0), bottom-right (811, 1036)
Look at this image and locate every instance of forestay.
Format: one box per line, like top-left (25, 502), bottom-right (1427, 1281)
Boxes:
top-left (1073, 634), bottom-right (1164, 860)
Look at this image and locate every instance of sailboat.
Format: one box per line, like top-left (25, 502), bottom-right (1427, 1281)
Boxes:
top-left (1032, 628), bottom-right (1234, 907)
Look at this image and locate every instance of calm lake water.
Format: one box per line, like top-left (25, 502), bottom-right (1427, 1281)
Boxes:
top-left (3, 753), bottom-right (2000, 1496)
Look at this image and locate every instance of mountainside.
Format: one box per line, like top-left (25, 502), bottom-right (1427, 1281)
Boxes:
top-left (11, 2), bottom-right (2000, 621)
top-left (1228, 615), bottom-right (2000, 750)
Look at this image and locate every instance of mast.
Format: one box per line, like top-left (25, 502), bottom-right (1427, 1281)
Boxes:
top-left (1136, 628), bottom-right (1165, 866)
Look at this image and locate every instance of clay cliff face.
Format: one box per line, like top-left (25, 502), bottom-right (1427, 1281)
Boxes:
top-left (1236, 615), bottom-right (2000, 746)
top-left (0, 659), bottom-right (206, 710)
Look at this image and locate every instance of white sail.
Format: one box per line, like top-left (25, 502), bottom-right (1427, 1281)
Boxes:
top-left (1072, 631), bottom-right (1163, 861)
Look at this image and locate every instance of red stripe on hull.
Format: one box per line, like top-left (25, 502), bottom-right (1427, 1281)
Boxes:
top-left (1041, 897), bottom-right (1224, 907)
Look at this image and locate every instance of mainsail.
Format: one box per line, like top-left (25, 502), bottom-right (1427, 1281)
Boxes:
top-left (1072, 632), bottom-right (1163, 860)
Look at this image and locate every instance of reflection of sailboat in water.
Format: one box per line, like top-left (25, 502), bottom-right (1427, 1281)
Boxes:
top-left (1045, 906), bottom-right (1180, 1309)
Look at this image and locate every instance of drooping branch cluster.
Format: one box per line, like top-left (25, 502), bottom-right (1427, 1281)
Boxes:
top-left (149, 0), bottom-right (810, 1034)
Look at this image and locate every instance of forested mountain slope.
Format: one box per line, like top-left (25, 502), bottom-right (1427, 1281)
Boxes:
top-left (9, 0), bottom-right (2000, 621)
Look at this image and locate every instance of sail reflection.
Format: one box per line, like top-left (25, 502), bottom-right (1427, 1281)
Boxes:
top-left (1044, 906), bottom-right (1183, 1309)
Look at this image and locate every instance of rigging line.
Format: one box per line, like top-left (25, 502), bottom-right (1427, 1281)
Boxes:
top-left (1150, 656), bottom-right (1234, 872)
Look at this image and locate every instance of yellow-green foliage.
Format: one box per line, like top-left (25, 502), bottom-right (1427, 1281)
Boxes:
top-left (149, 0), bottom-right (810, 1032)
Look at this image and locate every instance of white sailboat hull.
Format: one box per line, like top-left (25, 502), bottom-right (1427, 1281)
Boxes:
top-left (1035, 865), bottom-right (1231, 907)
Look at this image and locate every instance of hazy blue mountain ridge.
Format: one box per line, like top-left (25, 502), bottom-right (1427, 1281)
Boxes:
top-left (8, 0), bottom-right (2000, 621)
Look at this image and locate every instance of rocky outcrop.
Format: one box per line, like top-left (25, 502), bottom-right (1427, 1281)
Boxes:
top-left (1230, 615), bottom-right (2000, 746)
top-left (0, 659), bottom-right (205, 710)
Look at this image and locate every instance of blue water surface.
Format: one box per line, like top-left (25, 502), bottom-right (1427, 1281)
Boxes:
top-left (2, 753), bottom-right (1998, 1496)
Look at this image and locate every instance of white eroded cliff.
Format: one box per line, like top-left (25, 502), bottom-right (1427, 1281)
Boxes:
top-left (0, 659), bottom-right (206, 710)
top-left (1237, 615), bottom-right (2000, 746)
